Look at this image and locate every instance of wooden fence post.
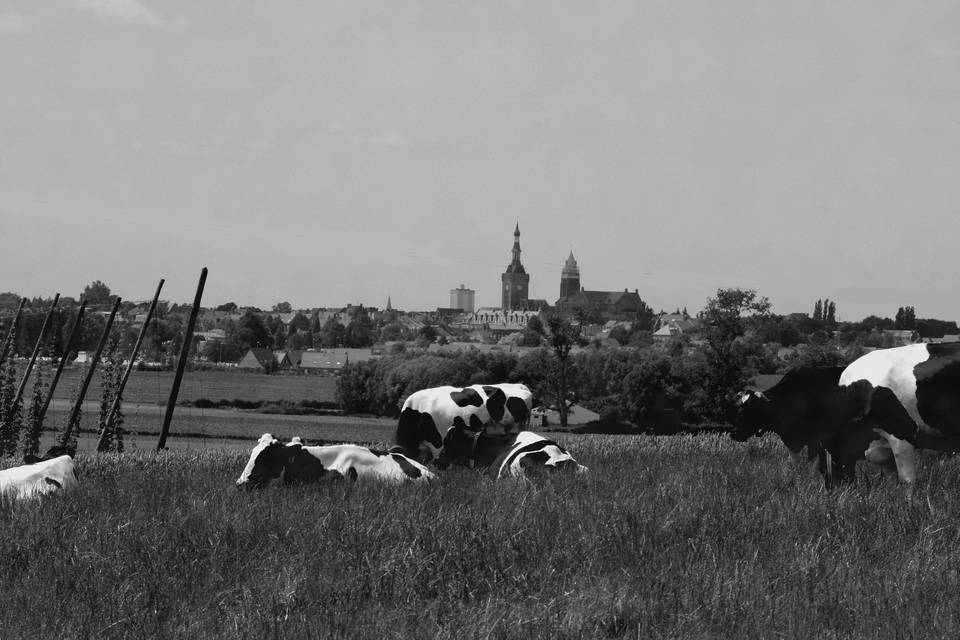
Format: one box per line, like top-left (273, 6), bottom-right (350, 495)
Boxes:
top-left (97, 279), bottom-right (164, 452)
top-left (13, 294), bottom-right (60, 410)
top-left (59, 297), bottom-right (122, 449)
top-left (157, 268), bottom-right (207, 451)
top-left (0, 297), bottom-right (26, 364)
top-left (37, 299), bottom-right (87, 425)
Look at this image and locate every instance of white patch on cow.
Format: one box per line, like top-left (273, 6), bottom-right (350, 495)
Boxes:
top-left (236, 434), bottom-right (278, 485)
top-left (0, 455), bottom-right (77, 501)
top-left (839, 344), bottom-right (930, 427)
top-left (304, 444), bottom-right (436, 484)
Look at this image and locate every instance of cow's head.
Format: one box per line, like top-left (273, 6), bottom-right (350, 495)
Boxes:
top-left (434, 418), bottom-right (482, 470)
top-left (236, 434), bottom-right (343, 488)
top-left (394, 408), bottom-right (445, 464)
top-left (730, 390), bottom-right (775, 441)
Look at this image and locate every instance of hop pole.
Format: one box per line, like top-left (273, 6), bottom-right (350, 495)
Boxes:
top-left (157, 268), bottom-right (206, 451)
top-left (97, 279), bottom-right (164, 452)
top-left (60, 297), bottom-right (122, 449)
top-left (37, 298), bottom-right (87, 426)
top-left (13, 293), bottom-right (60, 411)
top-left (0, 297), bottom-right (26, 364)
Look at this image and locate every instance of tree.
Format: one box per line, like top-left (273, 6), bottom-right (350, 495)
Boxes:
top-left (895, 306), bottom-right (916, 330)
top-left (216, 302), bottom-right (238, 313)
top-left (236, 310), bottom-right (272, 350)
top-left (547, 315), bottom-right (582, 429)
top-left (82, 280), bottom-right (114, 307)
top-left (697, 288), bottom-right (771, 423)
top-left (272, 302), bottom-right (293, 313)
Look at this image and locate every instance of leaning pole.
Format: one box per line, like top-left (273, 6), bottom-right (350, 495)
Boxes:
top-left (157, 268), bottom-right (206, 451)
top-left (37, 298), bottom-right (87, 425)
top-left (0, 297), bottom-right (26, 364)
top-left (59, 297), bottom-right (122, 449)
top-left (97, 279), bottom-right (165, 452)
top-left (13, 293), bottom-right (60, 411)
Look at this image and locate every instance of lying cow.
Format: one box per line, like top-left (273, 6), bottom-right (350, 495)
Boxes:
top-left (236, 434), bottom-right (436, 488)
top-left (394, 383), bottom-right (534, 463)
top-left (0, 448), bottom-right (78, 501)
top-left (839, 342), bottom-right (960, 485)
top-left (436, 420), bottom-right (587, 479)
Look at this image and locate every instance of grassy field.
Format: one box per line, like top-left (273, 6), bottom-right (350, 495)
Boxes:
top-left (3, 431), bottom-right (960, 639)
top-left (35, 367), bottom-right (338, 405)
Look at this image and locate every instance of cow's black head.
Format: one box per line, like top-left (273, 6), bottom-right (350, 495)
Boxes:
top-left (236, 434), bottom-right (287, 488)
top-left (434, 418), bottom-right (479, 470)
top-left (730, 391), bottom-right (775, 442)
top-left (394, 408), bottom-right (444, 465)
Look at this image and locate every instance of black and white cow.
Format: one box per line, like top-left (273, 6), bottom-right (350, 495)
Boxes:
top-left (393, 383), bottom-right (534, 463)
top-left (732, 365), bottom-right (873, 485)
top-left (436, 420), bottom-right (587, 479)
top-left (236, 434), bottom-right (436, 488)
top-left (838, 342), bottom-right (960, 484)
top-left (0, 448), bottom-right (79, 501)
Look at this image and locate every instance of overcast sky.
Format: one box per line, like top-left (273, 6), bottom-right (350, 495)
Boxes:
top-left (2, 1), bottom-right (958, 321)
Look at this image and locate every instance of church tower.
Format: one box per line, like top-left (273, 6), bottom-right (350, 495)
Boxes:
top-left (560, 251), bottom-right (580, 299)
top-left (501, 223), bottom-right (530, 310)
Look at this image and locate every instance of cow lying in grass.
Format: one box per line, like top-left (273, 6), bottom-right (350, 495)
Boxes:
top-left (236, 434), bottom-right (436, 488)
top-left (436, 420), bottom-right (588, 479)
top-left (0, 447), bottom-right (78, 501)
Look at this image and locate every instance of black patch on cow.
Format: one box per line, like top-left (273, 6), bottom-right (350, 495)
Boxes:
top-left (42, 477), bottom-right (63, 489)
top-left (518, 450), bottom-right (551, 470)
top-left (284, 445), bottom-right (341, 485)
top-left (348, 467), bottom-right (358, 482)
top-left (468, 414), bottom-right (485, 430)
top-left (395, 408), bottom-right (443, 461)
top-left (449, 388), bottom-right (484, 407)
top-left (391, 453), bottom-right (423, 479)
top-left (923, 342), bottom-right (960, 361)
top-left (483, 387), bottom-right (507, 423)
top-left (913, 356), bottom-right (960, 441)
top-left (505, 396), bottom-right (529, 426)
top-left (502, 438), bottom-right (563, 470)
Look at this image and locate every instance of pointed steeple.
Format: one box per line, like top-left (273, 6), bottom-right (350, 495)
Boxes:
top-left (386, 295), bottom-right (392, 312)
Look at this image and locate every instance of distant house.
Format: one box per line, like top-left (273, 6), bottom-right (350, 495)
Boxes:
top-left (238, 348), bottom-right (277, 372)
top-left (272, 351), bottom-right (294, 370)
top-left (652, 312), bottom-right (698, 342)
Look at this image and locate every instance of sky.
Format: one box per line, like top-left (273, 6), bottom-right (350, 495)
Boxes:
top-left (1, 1), bottom-right (959, 321)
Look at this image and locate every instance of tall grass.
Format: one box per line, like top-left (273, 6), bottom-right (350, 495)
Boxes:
top-left (2, 434), bottom-right (960, 639)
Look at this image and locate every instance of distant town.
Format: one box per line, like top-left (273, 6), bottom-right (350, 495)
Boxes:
top-left (2, 224), bottom-right (958, 376)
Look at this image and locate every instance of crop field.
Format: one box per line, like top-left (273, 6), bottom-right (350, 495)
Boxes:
top-left (39, 367), bottom-right (339, 405)
top-left (3, 431), bottom-right (960, 639)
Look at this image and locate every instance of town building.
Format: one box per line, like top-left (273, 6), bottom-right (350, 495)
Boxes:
top-left (501, 223), bottom-right (530, 311)
top-left (450, 284), bottom-right (475, 313)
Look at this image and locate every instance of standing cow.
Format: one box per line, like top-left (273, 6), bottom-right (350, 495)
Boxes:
top-left (393, 383), bottom-right (534, 463)
top-left (838, 342), bottom-right (960, 485)
top-left (732, 365), bottom-right (908, 487)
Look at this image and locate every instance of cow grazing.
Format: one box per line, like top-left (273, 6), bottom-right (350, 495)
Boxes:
top-left (838, 342), bottom-right (960, 484)
top-left (236, 434), bottom-right (436, 488)
top-left (394, 383), bottom-right (534, 463)
top-left (731, 366), bottom-right (877, 485)
top-left (436, 421), bottom-right (587, 479)
top-left (0, 449), bottom-right (78, 501)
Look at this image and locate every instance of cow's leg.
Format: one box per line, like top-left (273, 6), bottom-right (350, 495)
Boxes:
top-left (863, 438), bottom-right (899, 478)
top-left (885, 432), bottom-right (917, 484)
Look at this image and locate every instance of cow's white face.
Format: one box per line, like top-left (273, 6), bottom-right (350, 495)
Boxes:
top-left (236, 434), bottom-right (284, 488)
